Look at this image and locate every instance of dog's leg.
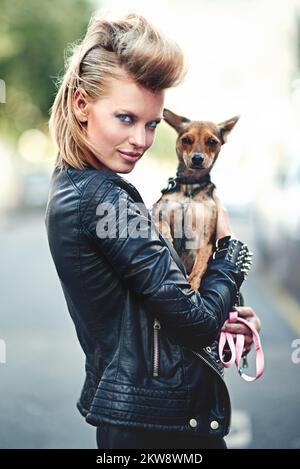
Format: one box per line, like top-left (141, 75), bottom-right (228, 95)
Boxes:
top-left (157, 218), bottom-right (174, 245)
top-left (152, 202), bottom-right (174, 246)
top-left (188, 243), bottom-right (214, 291)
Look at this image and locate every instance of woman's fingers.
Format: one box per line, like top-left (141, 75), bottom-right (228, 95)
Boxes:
top-left (235, 306), bottom-right (256, 318)
top-left (221, 306), bottom-right (262, 358)
top-left (234, 306), bottom-right (262, 333)
top-left (244, 335), bottom-right (254, 346)
top-left (223, 323), bottom-right (250, 335)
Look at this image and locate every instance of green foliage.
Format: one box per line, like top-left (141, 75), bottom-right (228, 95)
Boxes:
top-left (0, 1), bottom-right (179, 167)
top-left (0, 0), bottom-right (94, 138)
top-left (148, 121), bottom-right (178, 166)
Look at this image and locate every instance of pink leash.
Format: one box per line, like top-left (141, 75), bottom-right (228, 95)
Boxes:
top-left (219, 308), bottom-right (264, 382)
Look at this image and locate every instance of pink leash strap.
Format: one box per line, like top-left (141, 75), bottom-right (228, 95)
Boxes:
top-left (218, 309), bottom-right (264, 382)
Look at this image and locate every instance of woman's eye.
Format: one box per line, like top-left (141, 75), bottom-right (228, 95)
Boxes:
top-left (117, 114), bottom-right (132, 123)
top-left (147, 121), bottom-right (158, 130)
top-left (117, 114), bottom-right (158, 130)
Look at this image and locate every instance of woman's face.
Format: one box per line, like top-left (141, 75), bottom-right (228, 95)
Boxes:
top-left (74, 72), bottom-right (165, 173)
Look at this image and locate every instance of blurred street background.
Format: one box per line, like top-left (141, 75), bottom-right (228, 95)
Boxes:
top-left (1, 0), bottom-right (300, 448)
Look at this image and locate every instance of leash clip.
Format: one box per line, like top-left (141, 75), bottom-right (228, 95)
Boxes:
top-left (242, 355), bottom-right (249, 368)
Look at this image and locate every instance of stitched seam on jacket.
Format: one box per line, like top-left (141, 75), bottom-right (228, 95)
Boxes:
top-left (172, 283), bottom-right (218, 329)
top-left (81, 173), bottom-right (138, 216)
top-left (66, 170), bottom-right (81, 194)
top-left (99, 378), bottom-right (187, 390)
top-left (155, 281), bottom-right (234, 327)
top-left (67, 169), bottom-right (101, 196)
top-left (115, 295), bottom-right (126, 383)
top-left (80, 180), bottom-right (114, 222)
top-left (79, 181), bottom-right (115, 230)
top-left (83, 178), bottom-right (115, 214)
top-left (203, 289), bottom-right (227, 328)
top-left (90, 405), bottom-right (188, 419)
top-left (92, 396), bottom-right (187, 409)
top-left (96, 384), bottom-right (187, 399)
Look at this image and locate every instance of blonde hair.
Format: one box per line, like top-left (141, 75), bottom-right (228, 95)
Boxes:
top-left (48, 12), bottom-right (187, 170)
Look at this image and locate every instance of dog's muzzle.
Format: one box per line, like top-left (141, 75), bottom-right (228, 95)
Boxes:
top-left (191, 152), bottom-right (204, 168)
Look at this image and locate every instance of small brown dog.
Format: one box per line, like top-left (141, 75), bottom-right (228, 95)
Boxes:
top-left (151, 108), bottom-right (239, 291)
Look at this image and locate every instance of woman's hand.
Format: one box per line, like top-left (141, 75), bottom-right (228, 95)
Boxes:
top-left (212, 189), bottom-right (236, 240)
top-left (222, 306), bottom-right (262, 355)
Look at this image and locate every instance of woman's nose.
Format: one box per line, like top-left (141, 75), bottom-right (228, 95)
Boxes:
top-left (129, 126), bottom-right (147, 149)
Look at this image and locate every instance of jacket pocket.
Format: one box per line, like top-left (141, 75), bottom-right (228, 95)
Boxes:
top-left (151, 317), bottom-right (184, 388)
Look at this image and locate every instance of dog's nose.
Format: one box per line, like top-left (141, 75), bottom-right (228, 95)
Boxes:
top-left (191, 153), bottom-right (204, 166)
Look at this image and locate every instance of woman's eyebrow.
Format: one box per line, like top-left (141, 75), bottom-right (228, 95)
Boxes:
top-left (119, 109), bottom-right (162, 123)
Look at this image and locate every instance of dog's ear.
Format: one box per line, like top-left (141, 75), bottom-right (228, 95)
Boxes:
top-left (218, 115), bottom-right (240, 144)
top-left (163, 108), bottom-right (191, 133)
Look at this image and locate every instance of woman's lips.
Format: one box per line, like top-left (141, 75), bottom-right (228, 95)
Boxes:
top-left (118, 150), bottom-right (141, 163)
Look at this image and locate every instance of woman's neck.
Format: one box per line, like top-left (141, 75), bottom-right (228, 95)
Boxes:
top-left (85, 152), bottom-right (104, 170)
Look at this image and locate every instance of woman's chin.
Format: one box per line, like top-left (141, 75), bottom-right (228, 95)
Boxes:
top-left (114, 161), bottom-right (137, 174)
top-left (118, 167), bottom-right (135, 174)
top-left (96, 160), bottom-right (135, 174)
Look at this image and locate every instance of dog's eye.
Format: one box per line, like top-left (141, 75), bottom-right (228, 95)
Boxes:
top-left (182, 137), bottom-right (193, 145)
top-left (207, 138), bottom-right (218, 147)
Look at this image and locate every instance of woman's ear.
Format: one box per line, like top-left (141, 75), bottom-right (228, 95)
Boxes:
top-left (73, 88), bottom-right (89, 123)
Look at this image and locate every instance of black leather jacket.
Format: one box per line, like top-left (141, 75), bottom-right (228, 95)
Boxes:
top-left (45, 164), bottom-right (244, 437)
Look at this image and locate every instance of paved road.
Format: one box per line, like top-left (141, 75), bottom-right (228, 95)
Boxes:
top-left (0, 208), bottom-right (299, 448)
top-left (225, 211), bottom-right (300, 449)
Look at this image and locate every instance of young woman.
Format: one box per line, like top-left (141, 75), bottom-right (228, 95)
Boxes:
top-left (45, 12), bottom-right (261, 449)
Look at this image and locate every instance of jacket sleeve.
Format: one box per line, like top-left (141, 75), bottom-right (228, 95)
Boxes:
top-left (80, 179), bottom-right (244, 349)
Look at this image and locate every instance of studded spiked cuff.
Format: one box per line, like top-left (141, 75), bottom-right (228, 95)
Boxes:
top-left (212, 237), bottom-right (253, 278)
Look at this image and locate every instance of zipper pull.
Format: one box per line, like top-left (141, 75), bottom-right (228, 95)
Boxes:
top-left (153, 318), bottom-right (161, 330)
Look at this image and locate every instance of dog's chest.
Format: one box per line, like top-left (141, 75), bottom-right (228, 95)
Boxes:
top-left (154, 185), bottom-right (217, 273)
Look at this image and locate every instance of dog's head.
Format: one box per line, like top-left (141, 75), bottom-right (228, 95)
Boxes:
top-left (163, 108), bottom-right (239, 175)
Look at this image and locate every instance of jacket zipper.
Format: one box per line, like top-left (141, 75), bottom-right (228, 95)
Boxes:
top-left (188, 348), bottom-right (232, 434)
top-left (153, 318), bottom-right (161, 377)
